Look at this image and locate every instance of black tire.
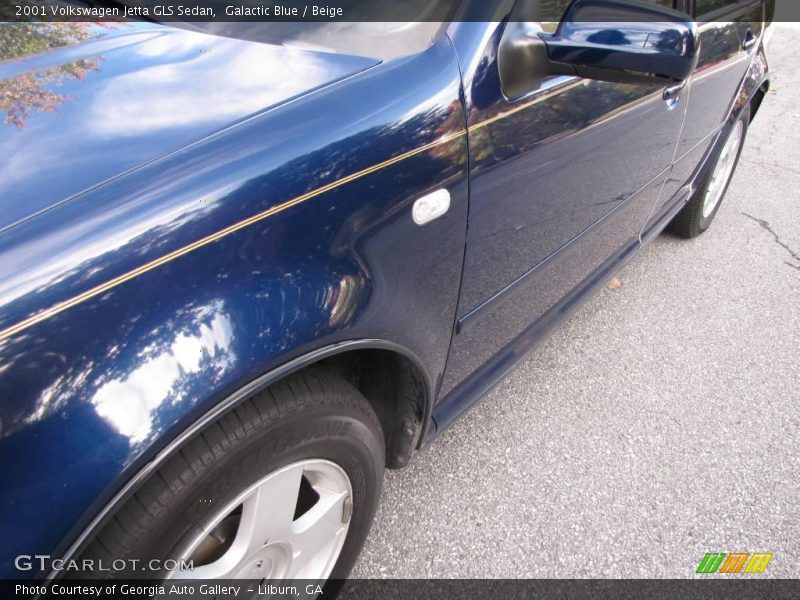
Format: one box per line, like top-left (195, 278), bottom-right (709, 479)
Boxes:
top-left (667, 105), bottom-right (750, 238)
top-left (75, 367), bottom-right (384, 584)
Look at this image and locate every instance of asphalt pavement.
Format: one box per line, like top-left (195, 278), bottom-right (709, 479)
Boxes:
top-left (352, 24), bottom-right (800, 579)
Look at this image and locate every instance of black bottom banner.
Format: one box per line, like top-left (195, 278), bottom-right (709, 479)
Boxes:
top-left (4, 579), bottom-right (800, 600)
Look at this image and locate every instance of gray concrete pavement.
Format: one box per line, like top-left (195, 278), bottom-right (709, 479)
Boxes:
top-left (353, 25), bottom-right (800, 578)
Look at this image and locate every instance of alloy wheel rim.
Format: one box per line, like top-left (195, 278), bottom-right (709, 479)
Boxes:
top-left (169, 459), bottom-right (353, 580)
top-left (702, 120), bottom-right (744, 219)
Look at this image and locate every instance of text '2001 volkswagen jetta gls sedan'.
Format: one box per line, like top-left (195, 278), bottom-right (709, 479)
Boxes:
top-left (0, 0), bottom-right (772, 585)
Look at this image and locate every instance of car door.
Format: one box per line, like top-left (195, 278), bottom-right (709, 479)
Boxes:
top-left (437, 1), bottom-right (689, 404)
top-left (651, 0), bottom-right (766, 222)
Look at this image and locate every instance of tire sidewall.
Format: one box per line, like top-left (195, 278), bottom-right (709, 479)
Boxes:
top-left (131, 406), bottom-right (383, 581)
top-left (696, 109), bottom-right (750, 233)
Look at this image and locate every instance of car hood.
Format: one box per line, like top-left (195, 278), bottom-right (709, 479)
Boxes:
top-left (0, 22), bottom-right (377, 234)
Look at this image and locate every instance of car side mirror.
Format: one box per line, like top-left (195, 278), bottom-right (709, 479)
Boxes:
top-left (539, 0), bottom-right (700, 84)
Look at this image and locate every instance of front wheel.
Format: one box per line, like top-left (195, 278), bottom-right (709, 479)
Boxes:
top-left (667, 106), bottom-right (750, 238)
top-left (77, 367), bottom-right (385, 584)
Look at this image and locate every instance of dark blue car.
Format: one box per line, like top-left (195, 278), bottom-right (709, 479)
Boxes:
top-left (0, 0), bottom-right (772, 583)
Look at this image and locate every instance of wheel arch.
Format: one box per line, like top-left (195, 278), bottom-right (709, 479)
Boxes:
top-left (732, 41), bottom-right (771, 125)
top-left (48, 338), bottom-right (434, 582)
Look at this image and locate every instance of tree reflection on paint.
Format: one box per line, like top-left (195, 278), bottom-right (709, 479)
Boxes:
top-left (0, 23), bottom-right (104, 127)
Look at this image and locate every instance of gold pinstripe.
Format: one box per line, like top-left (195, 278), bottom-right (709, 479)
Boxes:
top-left (0, 78), bottom-right (587, 343)
top-left (469, 79), bottom-right (585, 132)
top-left (0, 130), bottom-right (467, 342)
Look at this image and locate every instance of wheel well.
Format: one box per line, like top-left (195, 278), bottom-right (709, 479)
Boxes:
top-left (750, 81), bottom-right (769, 122)
top-left (314, 348), bottom-right (429, 469)
top-left (53, 345), bottom-right (429, 579)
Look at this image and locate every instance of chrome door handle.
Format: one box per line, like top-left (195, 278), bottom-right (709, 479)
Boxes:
top-left (743, 29), bottom-right (757, 51)
top-left (663, 80), bottom-right (688, 102)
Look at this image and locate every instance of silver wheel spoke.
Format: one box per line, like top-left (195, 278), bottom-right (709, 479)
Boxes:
top-left (169, 459), bottom-right (352, 581)
top-left (287, 488), bottom-right (349, 578)
top-left (237, 463), bottom-right (306, 555)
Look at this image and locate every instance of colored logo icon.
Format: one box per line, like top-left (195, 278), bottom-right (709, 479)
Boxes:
top-left (696, 552), bottom-right (773, 574)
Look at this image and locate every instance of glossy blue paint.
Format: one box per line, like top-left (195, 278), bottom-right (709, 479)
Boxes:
top-left (431, 234), bottom-right (641, 436)
top-left (439, 14), bottom-right (688, 397)
top-left (0, 23), bottom-right (468, 574)
top-left (0, 2), bottom-right (771, 578)
top-left (0, 22), bottom-right (379, 234)
top-left (540, 0), bottom-right (699, 83)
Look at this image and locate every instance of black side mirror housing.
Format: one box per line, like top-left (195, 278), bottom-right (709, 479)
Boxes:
top-left (539, 0), bottom-right (700, 84)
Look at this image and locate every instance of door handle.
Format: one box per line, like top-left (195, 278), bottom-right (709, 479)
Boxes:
top-left (743, 29), bottom-right (758, 51)
top-left (663, 80), bottom-right (687, 101)
top-left (663, 79), bottom-right (688, 104)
